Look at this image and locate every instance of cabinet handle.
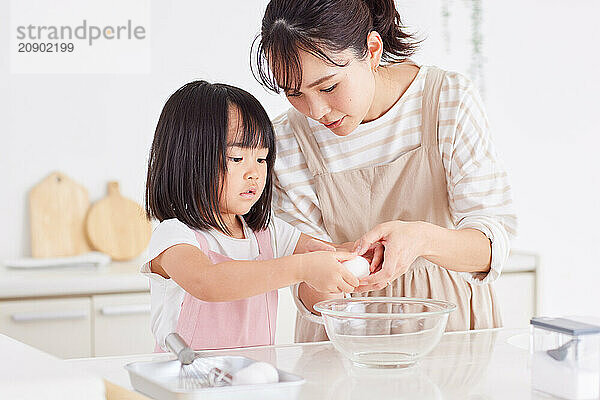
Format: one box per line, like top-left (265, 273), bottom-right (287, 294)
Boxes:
top-left (100, 304), bottom-right (150, 316)
top-left (11, 310), bottom-right (88, 322)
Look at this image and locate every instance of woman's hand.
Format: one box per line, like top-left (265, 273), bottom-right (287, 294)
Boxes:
top-left (303, 237), bottom-right (337, 252)
top-left (352, 221), bottom-right (429, 292)
top-left (333, 241), bottom-right (384, 273)
top-left (295, 235), bottom-right (383, 272)
top-left (294, 234), bottom-right (337, 254)
top-left (333, 241), bottom-right (354, 252)
top-left (300, 251), bottom-right (359, 293)
top-left (360, 242), bottom-right (384, 273)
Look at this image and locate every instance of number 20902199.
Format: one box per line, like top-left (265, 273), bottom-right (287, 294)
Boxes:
top-left (18, 42), bottom-right (74, 52)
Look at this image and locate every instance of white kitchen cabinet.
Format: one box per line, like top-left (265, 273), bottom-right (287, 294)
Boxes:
top-left (494, 251), bottom-right (539, 328)
top-left (92, 293), bottom-right (154, 356)
top-left (494, 272), bottom-right (536, 328)
top-left (276, 287), bottom-right (297, 344)
top-left (0, 298), bottom-right (92, 358)
top-left (0, 260), bottom-right (151, 359)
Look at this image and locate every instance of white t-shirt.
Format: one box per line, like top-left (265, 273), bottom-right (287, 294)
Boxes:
top-left (140, 215), bottom-right (301, 350)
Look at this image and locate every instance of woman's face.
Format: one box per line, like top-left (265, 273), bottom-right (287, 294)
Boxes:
top-left (283, 49), bottom-right (376, 136)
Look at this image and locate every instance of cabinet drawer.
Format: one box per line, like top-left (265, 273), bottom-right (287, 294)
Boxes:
top-left (92, 293), bottom-right (154, 356)
top-left (494, 272), bottom-right (536, 328)
top-left (276, 287), bottom-right (296, 345)
top-left (0, 298), bottom-right (92, 358)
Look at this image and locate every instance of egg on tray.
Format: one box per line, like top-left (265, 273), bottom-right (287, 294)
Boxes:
top-left (231, 361), bottom-right (279, 386)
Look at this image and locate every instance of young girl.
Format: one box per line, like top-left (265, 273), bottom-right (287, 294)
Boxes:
top-left (142, 80), bottom-right (359, 351)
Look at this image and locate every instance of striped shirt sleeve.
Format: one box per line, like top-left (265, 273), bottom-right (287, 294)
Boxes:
top-left (439, 72), bottom-right (517, 284)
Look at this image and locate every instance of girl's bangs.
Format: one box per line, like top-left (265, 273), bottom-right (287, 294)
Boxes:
top-left (227, 97), bottom-right (274, 151)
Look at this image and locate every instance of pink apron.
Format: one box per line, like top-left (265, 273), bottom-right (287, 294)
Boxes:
top-left (157, 228), bottom-right (278, 351)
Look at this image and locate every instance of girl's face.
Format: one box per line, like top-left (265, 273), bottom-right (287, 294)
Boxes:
top-left (219, 107), bottom-right (269, 227)
top-left (283, 48), bottom-right (377, 136)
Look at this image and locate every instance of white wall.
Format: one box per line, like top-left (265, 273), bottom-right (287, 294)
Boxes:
top-left (0, 0), bottom-right (285, 255)
top-left (483, 0), bottom-right (600, 317)
top-left (402, 0), bottom-right (600, 317)
top-left (2, 1), bottom-right (599, 317)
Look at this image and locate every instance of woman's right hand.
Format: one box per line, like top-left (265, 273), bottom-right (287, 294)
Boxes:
top-left (299, 251), bottom-right (359, 293)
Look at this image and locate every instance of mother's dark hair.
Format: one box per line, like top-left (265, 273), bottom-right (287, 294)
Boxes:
top-left (252, 0), bottom-right (421, 93)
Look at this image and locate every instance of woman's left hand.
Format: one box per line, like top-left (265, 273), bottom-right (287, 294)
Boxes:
top-left (352, 221), bottom-right (429, 292)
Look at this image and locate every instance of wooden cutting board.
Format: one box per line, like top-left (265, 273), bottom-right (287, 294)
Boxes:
top-left (86, 182), bottom-right (151, 261)
top-left (104, 380), bottom-right (151, 400)
top-left (29, 172), bottom-right (91, 258)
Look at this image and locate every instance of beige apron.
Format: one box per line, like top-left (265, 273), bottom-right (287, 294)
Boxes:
top-left (287, 66), bottom-right (502, 342)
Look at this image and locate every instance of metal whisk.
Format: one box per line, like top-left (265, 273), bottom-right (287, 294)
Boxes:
top-left (165, 333), bottom-right (232, 389)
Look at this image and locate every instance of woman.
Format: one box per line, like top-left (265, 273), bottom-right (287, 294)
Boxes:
top-left (253, 0), bottom-right (516, 341)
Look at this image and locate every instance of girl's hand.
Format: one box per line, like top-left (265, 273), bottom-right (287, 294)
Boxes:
top-left (352, 221), bottom-right (428, 292)
top-left (300, 251), bottom-right (359, 293)
top-left (313, 240), bottom-right (384, 279)
top-left (333, 241), bottom-right (383, 273)
top-left (306, 240), bottom-right (384, 272)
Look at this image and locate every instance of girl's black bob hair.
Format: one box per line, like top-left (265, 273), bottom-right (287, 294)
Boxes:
top-left (145, 80), bottom-right (275, 235)
top-left (252, 0), bottom-right (421, 94)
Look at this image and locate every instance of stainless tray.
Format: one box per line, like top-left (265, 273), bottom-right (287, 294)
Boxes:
top-left (125, 356), bottom-right (305, 400)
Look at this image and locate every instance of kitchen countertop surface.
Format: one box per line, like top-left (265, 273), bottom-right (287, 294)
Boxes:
top-left (67, 328), bottom-right (548, 399)
top-left (0, 260), bottom-right (148, 299)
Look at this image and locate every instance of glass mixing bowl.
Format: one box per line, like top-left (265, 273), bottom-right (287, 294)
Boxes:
top-left (314, 297), bottom-right (456, 368)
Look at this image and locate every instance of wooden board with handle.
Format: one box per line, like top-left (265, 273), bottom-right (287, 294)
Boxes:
top-left (104, 380), bottom-right (151, 400)
top-left (86, 182), bottom-right (151, 261)
top-left (29, 171), bottom-right (91, 258)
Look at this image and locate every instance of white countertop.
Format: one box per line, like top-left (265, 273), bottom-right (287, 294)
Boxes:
top-left (67, 328), bottom-right (550, 399)
top-left (0, 334), bottom-right (105, 399)
top-left (0, 260), bottom-right (148, 299)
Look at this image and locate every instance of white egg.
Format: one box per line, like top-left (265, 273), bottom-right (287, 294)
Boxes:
top-left (342, 256), bottom-right (371, 278)
top-left (231, 361), bottom-right (279, 386)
